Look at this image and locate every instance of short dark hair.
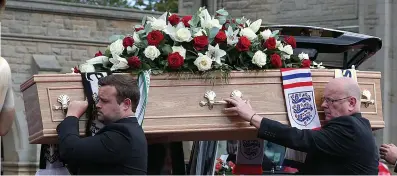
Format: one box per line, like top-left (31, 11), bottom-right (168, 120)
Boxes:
top-left (98, 74), bottom-right (140, 111)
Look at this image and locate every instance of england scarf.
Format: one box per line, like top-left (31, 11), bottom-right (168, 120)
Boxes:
top-left (280, 68), bottom-right (321, 167)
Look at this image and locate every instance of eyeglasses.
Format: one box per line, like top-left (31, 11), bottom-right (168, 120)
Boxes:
top-left (321, 96), bottom-right (351, 104)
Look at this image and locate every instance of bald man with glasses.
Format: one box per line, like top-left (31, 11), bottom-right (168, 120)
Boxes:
top-left (223, 77), bottom-right (379, 175)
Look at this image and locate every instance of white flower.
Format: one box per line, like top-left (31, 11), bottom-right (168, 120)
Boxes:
top-left (172, 46), bottom-right (186, 59)
top-left (79, 63), bottom-right (96, 72)
top-left (206, 44), bottom-right (226, 65)
top-left (109, 39), bottom-right (124, 56)
top-left (86, 55), bottom-right (109, 66)
top-left (298, 52), bottom-right (309, 61)
top-left (133, 32), bottom-right (141, 43)
top-left (109, 54), bottom-right (129, 71)
top-left (248, 19), bottom-right (262, 33)
top-left (260, 29), bottom-right (272, 40)
top-left (164, 23), bottom-right (193, 42)
top-left (127, 46), bottom-right (137, 54)
top-left (200, 9), bottom-right (222, 29)
top-left (144, 46), bottom-right (161, 60)
top-left (147, 12), bottom-right (168, 31)
top-left (194, 53), bottom-right (212, 71)
top-left (278, 45), bottom-right (293, 59)
top-left (252, 50), bottom-right (267, 67)
top-left (226, 26), bottom-right (239, 45)
top-left (240, 28), bottom-right (257, 41)
top-left (311, 61), bottom-right (326, 69)
top-left (194, 29), bottom-right (207, 37)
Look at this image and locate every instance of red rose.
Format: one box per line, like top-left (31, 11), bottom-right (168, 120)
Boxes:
top-left (215, 30), bottom-right (227, 43)
top-left (94, 51), bottom-right (102, 57)
top-left (147, 30), bottom-right (164, 46)
top-left (263, 37), bottom-right (277, 50)
top-left (167, 52), bottom-right (184, 69)
top-left (135, 26), bottom-right (144, 32)
top-left (236, 36), bottom-right (251, 52)
top-left (270, 53), bottom-right (282, 68)
top-left (127, 56), bottom-right (141, 68)
top-left (181, 15), bottom-right (192, 27)
top-left (193, 36), bottom-right (209, 51)
top-left (73, 66), bottom-right (80, 73)
top-left (284, 36), bottom-right (297, 48)
top-left (122, 36), bottom-right (134, 47)
top-left (168, 14), bottom-right (180, 26)
top-left (301, 59), bottom-right (311, 68)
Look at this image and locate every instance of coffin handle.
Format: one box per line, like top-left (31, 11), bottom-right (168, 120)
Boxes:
top-left (52, 94), bottom-right (70, 114)
top-left (199, 90), bottom-right (243, 110)
top-left (361, 90), bottom-right (375, 108)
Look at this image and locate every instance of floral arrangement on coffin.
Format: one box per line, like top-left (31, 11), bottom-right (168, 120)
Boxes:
top-left (215, 158), bottom-right (235, 175)
top-left (75, 7), bottom-right (325, 77)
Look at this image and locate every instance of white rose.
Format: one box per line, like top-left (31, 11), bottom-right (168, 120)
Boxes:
top-left (172, 46), bottom-right (186, 59)
top-left (260, 29), bottom-right (272, 40)
top-left (127, 46), bottom-right (137, 54)
top-left (144, 46), bottom-right (161, 60)
top-left (79, 63), bottom-right (95, 73)
top-left (175, 28), bottom-right (192, 42)
top-left (151, 19), bottom-right (167, 31)
top-left (109, 39), bottom-right (124, 56)
top-left (240, 28), bottom-right (257, 41)
top-left (279, 45), bottom-right (293, 59)
top-left (298, 52), bottom-right (309, 61)
top-left (194, 53), bottom-right (212, 71)
top-left (252, 51), bottom-right (267, 67)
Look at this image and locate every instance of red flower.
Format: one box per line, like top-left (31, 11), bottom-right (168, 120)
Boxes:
top-left (135, 27), bottom-right (144, 32)
top-left (215, 163), bottom-right (222, 172)
top-left (168, 14), bottom-right (180, 26)
top-left (122, 36), bottom-right (134, 47)
top-left (301, 59), bottom-right (311, 68)
top-left (270, 53), bottom-right (282, 68)
top-left (73, 66), bottom-right (80, 73)
top-left (215, 30), bottom-right (227, 43)
top-left (236, 36), bottom-right (251, 52)
top-left (147, 30), bottom-right (164, 46)
top-left (221, 24), bottom-right (227, 31)
top-left (94, 51), bottom-right (103, 57)
top-left (127, 56), bottom-right (141, 68)
top-left (167, 52), bottom-right (184, 69)
top-left (284, 36), bottom-right (297, 48)
top-left (263, 37), bottom-right (277, 50)
top-left (228, 161), bottom-right (235, 169)
top-left (193, 36), bottom-right (209, 51)
top-left (181, 15), bottom-right (192, 27)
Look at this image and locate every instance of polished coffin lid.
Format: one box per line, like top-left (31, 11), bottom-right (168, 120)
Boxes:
top-left (20, 69), bottom-right (383, 144)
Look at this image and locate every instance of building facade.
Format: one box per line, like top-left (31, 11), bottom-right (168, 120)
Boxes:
top-left (1, 0), bottom-right (397, 174)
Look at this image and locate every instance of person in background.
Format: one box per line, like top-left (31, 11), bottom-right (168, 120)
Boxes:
top-left (223, 77), bottom-right (379, 175)
top-left (380, 143), bottom-right (397, 172)
top-left (0, 50), bottom-right (16, 136)
top-left (56, 74), bottom-right (147, 175)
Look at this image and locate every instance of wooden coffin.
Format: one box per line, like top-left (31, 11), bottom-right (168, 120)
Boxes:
top-left (20, 69), bottom-right (383, 144)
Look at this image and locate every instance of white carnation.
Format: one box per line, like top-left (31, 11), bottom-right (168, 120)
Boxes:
top-left (252, 51), bottom-right (267, 67)
top-left (194, 53), bottom-right (212, 71)
top-left (109, 39), bottom-right (124, 56)
top-left (144, 46), bottom-right (161, 60)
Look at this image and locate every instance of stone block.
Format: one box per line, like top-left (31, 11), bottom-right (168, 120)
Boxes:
top-left (32, 55), bottom-right (62, 74)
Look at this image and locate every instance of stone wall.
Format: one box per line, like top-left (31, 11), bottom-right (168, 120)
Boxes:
top-left (0, 0), bottom-right (163, 174)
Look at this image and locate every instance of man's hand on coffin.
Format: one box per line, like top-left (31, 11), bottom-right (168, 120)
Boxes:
top-left (223, 96), bottom-right (256, 121)
top-left (380, 143), bottom-right (397, 165)
top-left (66, 100), bottom-right (88, 118)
